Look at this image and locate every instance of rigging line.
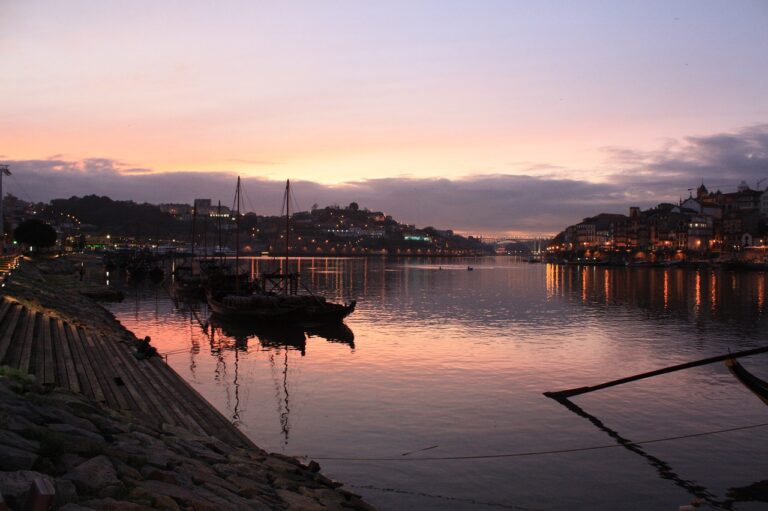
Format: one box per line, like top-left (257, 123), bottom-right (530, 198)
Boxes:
top-left (160, 279), bottom-right (211, 340)
top-left (8, 173), bottom-right (35, 204)
top-left (311, 421), bottom-right (768, 462)
top-left (241, 185), bottom-right (256, 216)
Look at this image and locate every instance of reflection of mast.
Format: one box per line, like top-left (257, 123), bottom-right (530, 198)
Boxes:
top-left (552, 397), bottom-right (728, 509)
top-left (268, 349), bottom-right (291, 447)
top-left (209, 325), bottom-right (232, 415)
top-left (232, 348), bottom-right (241, 426)
top-left (282, 349), bottom-right (290, 445)
top-left (188, 315), bottom-right (197, 379)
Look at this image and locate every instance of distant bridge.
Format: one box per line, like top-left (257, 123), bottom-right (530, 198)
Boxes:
top-left (479, 236), bottom-right (554, 254)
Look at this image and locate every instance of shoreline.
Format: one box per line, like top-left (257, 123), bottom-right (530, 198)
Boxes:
top-left (0, 256), bottom-right (374, 510)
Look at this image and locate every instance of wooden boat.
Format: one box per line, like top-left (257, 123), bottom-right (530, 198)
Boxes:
top-left (206, 178), bottom-right (356, 324)
top-left (725, 357), bottom-right (768, 406)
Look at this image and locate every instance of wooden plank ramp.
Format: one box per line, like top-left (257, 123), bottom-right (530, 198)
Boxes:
top-left (0, 303), bottom-right (23, 364)
top-left (0, 301), bottom-right (253, 448)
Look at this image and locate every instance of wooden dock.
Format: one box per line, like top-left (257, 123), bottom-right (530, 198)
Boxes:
top-left (0, 294), bottom-right (255, 449)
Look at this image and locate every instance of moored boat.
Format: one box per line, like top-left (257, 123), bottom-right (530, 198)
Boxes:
top-left (725, 357), bottom-right (768, 406)
top-left (205, 178), bottom-right (357, 325)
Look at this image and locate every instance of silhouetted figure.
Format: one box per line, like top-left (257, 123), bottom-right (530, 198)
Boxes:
top-left (78, 263), bottom-right (85, 281)
top-left (134, 336), bottom-right (157, 360)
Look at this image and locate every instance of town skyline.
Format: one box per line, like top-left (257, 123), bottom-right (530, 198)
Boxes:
top-left (3, 123), bottom-right (768, 237)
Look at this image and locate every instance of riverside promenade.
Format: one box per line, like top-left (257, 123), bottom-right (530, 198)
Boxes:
top-left (0, 256), bottom-right (373, 510)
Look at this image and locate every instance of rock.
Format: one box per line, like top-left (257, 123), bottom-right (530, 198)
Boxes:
top-left (300, 487), bottom-right (346, 506)
top-left (0, 470), bottom-right (52, 508)
top-left (80, 497), bottom-right (149, 510)
top-left (138, 480), bottom-right (218, 509)
top-left (0, 444), bottom-right (39, 470)
top-left (276, 489), bottom-right (324, 511)
top-left (65, 455), bottom-right (123, 496)
top-left (59, 504), bottom-right (97, 511)
top-left (342, 497), bottom-right (377, 511)
top-left (54, 478), bottom-right (79, 507)
top-left (140, 467), bottom-right (179, 485)
top-left (129, 431), bottom-right (163, 447)
top-left (129, 423), bottom-right (160, 436)
top-left (88, 414), bottom-right (131, 435)
top-left (272, 477), bottom-right (301, 492)
top-left (177, 439), bottom-right (228, 464)
top-left (48, 423), bottom-right (106, 444)
top-left (0, 429), bottom-right (40, 451)
top-left (227, 474), bottom-right (276, 498)
top-left (265, 457), bottom-right (302, 475)
top-left (270, 453), bottom-right (304, 467)
top-left (174, 460), bottom-right (217, 481)
top-left (36, 406), bottom-right (100, 433)
top-left (60, 453), bottom-right (87, 471)
top-left (146, 448), bottom-right (179, 469)
top-left (113, 459), bottom-right (143, 482)
top-left (2, 412), bottom-right (41, 436)
top-left (152, 494), bottom-right (181, 511)
top-left (313, 473), bottom-right (343, 489)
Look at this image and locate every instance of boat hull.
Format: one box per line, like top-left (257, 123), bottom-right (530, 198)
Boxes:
top-left (726, 358), bottom-right (768, 406)
top-left (206, 291), bottom-right (355, 324)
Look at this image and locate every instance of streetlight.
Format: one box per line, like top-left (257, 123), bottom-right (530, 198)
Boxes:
top-left (0, 164), bottom-right (11, 255)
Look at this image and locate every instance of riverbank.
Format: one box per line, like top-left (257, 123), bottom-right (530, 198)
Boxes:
top-left (0, 256), bottom-right (374, 510)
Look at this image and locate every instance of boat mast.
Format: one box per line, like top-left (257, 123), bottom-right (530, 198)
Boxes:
top-left (190, 205), bottom-right (196, 260)
top-left (217, 201), bottom-right (222, 264)
top-left (284, 179), bottom-right (290, 293)
top-left (203, 210), bottom-right (208, 257)
top-left (234, 177), bottom-right (241, 292)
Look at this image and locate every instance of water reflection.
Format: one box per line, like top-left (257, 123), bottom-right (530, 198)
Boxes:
top-left (106, 258), bottom-right (768, 511)
top-left (545, 264), bottom-right (768, 332)
top-left (205, 314), bottom-right (355, 444)
top-left (552, 396), bottom-right (727, 509)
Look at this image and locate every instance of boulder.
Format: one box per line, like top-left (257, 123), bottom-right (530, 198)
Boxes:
top-left (0, 470), bottom-right (52, 508)
top-left (48, 423), bottom-right (106, 444)
top-left (79, 498), bottom-right (149, 511)
top-left (276, 489), bottom-right (323, 511)
top-left (0, 444), bottom-right (39, 470)
top-left (65, 455), bottom-right (122, 496)
top-left (0, 429), bottom-right (40, 452)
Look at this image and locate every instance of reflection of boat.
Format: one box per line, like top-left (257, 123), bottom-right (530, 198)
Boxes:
top-left (726, 479), bottom-right (768, 505)
top-left (173, 265), bottom-right (206, 298)
top-left (207, 178), bottom-right (356, 324)
top-left (209, 314), bottom-right (356, 352)
top-left (726, 357), bottom-right (768, 406)
top-left (148, 266), bottom-right (165, 283)
top-left (210, 315), bottom-right (307, 353)
top-left (305, 322), bottom-right (355, 348)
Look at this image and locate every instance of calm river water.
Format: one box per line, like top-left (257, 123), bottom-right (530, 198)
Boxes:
top-left (105, 257), bottom-right (768, 510)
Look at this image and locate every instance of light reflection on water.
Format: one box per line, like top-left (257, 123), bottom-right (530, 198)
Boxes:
top-left (106, 257), bottom-right (768, 511)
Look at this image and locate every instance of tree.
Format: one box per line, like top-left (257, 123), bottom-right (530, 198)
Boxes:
top-left (14, 219), bottom-right (57, 250)
top-left (349, 202), bottom-right (359, 211)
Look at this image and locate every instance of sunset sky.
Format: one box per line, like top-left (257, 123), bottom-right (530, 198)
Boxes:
top-left (1, 1), bottom-right (767, 235)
